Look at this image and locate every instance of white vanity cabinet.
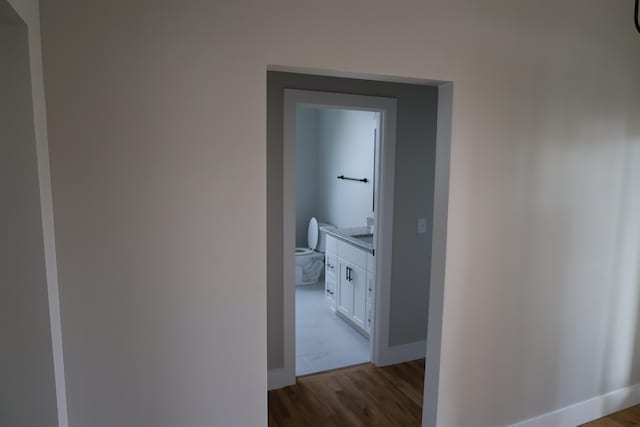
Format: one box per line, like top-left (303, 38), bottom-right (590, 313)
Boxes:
top-left (325, 234), bottom-right (375, 336)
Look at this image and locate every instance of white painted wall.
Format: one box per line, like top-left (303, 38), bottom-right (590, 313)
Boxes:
top-left (295, 107), bottom-right (318, 247)
top-left (39, 1), bottom-right (640, 427)
top-left (316, 108), bottom-right (376, 229)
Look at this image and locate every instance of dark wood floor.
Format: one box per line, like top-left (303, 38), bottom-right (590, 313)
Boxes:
top-left (269, 359), bottom-right (640, 427)
top-left (268, 359), bottom-right (425, 427)
top-left (581, 404), bottom-right (640, 426)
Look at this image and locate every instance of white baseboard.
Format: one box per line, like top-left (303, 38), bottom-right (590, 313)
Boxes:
top-left (509, 383), bottom-right (640, 427)
top-left (375, 340), bottom-right (426, 367)
top-left (267, 368), bottom-right (294, 391)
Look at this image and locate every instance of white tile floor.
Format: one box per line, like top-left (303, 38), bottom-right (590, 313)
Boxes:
top-left (295, 283), bottom-right (370, 376)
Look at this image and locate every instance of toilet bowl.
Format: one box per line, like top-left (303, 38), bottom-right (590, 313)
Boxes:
top-left (295, 217), bottom-right (333, 285)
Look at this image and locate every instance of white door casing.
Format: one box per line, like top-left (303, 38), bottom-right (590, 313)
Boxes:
top-left (279, 89), bottom-right (397, 388)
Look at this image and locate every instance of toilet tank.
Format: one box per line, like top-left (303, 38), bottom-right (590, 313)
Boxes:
top-left (317, 223), bottom-right (335, 253)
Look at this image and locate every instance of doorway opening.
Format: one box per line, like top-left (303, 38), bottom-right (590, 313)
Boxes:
top-left (293, 103), bottom-right (386, 376)
top-left (267, 69), bottom-right (453, 427)
top-left (283, 89), bottom-right (396, 383)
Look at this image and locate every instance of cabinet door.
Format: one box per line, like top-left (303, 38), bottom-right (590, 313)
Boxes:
top-left (351, 264), bottom-right (366, 329)
top-left (365, 301), bottom-right (373, 334)
top-left (337, 262), bottom-right (352, 317)
top-left (325, 275), bottom-right (337, 306)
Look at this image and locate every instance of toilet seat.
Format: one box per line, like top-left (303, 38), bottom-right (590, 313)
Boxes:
top-left (295, 247), bottom-right (314, 256)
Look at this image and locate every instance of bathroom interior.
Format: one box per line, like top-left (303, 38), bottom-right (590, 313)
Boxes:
top-left (295, 105), bottom-right (379, 376)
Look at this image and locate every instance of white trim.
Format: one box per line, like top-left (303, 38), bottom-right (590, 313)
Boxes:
top-left (423, 82), bottom-right (454, 427)
top-left (267, 64), bottom-right (448, 87)
top-left (282, 91), bottom-right (297, 387)
top-left (371, 98), bottom-right (397, 368)
top-left (282, 89), bottom-right (397, 388)
top-left (36, 59), bottom-right (69, 427)
top-left (374, 340), bottom-right (427, 367)
top-left (267, 368), bottom-right (293, 391)
top-left (508, 383), bottom-right (640, 427)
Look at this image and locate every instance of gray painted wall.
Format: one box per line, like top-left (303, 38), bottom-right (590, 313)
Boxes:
top-left (268, 72), bottom-right (438, 369)
top-left (0, 4), bottom-right (59, 426)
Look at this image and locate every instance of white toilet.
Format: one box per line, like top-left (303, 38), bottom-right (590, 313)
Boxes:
top-left (295, 217), bottom-right (333, 286)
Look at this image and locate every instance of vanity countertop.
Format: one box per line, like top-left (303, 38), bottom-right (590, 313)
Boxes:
top-left (323, 226), bottom-right (375, 254)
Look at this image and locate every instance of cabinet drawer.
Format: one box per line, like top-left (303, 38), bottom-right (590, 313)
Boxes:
top-left (325, 235), bottom-right (338, 254)
top-left (325, 276), bottom-right (337, 305)
top-left (338, 241), bottom-right (367, 268)
top-left (325, 254), bottom-right (338, 278)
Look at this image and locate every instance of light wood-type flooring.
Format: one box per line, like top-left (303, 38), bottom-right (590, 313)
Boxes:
top-left (269, 359), bottom-right (424, 426)
top-left (582, 404), bottom-right (640, 426)
top-left (268, 358), bottom-right (640, 426)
